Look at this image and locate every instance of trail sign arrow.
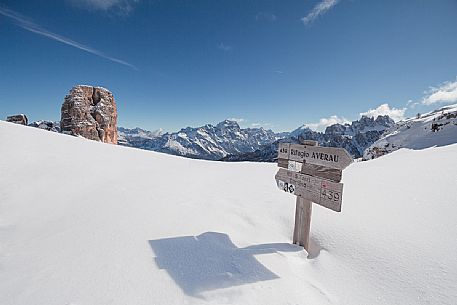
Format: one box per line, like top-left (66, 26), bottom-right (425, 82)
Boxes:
top-left (279, 143), bottom-right (353, 170)
top-left (277, 158), bottom-right (342, 182)
top-left (275, 168), bottom-right (343, 212)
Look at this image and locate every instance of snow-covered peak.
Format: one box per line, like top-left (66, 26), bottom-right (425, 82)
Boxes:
top-left (289, 115), bottom-right (395, 138)
top-left (345, 115), bottom-right (395, 135)
top-left (118, 126), bottom-right (164, 139)
top-left (324, 123), bottom-right (348, 136)
top-left (216, 119), bottom-right (241, 130)
top-left (290, 124), bottom-right (313, 138)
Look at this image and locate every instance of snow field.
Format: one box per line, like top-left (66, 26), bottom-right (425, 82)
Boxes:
top-left (1, 120), bottom-right (456, 305)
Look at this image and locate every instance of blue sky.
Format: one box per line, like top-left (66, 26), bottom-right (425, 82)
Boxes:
top-left (1, 0), bottom-right (457, 132)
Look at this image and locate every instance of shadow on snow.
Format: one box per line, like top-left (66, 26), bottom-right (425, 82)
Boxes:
top-left (149, 231), bottom-right (301, 297)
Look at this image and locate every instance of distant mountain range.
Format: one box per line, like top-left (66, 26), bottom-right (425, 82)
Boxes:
top-left (222, 115), bottom-right (395, 162)
top-left (118, 119), bottom-right (280, 160)
top-left (117, 115), bottom-right (395, 161)
top-left (25, 104), bottom-right (457, 162)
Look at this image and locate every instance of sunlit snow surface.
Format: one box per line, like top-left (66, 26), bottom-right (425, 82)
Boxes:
top-left (1, 121), bottom-right (456, 305)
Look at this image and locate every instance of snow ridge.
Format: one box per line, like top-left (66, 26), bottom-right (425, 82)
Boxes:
top-left (363, 104), bottom-right (457, 159)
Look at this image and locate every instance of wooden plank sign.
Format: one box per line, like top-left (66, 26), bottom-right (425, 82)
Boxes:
top-left (278, 142), bottom-right (290, 159)
top-left (275, 141), bottom-right (352, 252)
top-left (277, 158), bottom-right (342, 182)
top-left (278, 143), bottom-right (353, 170)
top-left (275, 168), bottom-right (343, 212)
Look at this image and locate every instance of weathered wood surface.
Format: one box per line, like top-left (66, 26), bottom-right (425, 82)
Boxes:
top-left (294, 139), bottom-right (315, 251)
top-left (304, 146), bottom-right (353, 169)
top-left (278, 143), bottom-right (353, 170)
top-left (277, 158), bottom-right (342, 182)
top-left (300, 140), bottom-right (318, 146)
top-left (278, 143), bottom-right (290, 160)
top-left (293, 197), bottom-right (312, 250)
top-left (288, 143), bottom-right (307, 162)
top-left (275, 168), bottom-right (343, 212)
top-left (302, 163), bottom-right (342, 182)
top-left (277, 158), bottom-right (289, 169)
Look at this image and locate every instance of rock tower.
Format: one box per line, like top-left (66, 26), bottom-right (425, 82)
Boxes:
top-left (60, 85), bottom-right (118, 144)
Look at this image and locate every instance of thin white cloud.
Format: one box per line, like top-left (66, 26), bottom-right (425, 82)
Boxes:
top-left (360, 104), bottom-right (406, 122)
top-left (256, 12), bottom-right (277, 22)
top-left (422, 78), bottom-right (457, 105)
top-left (227, 118), bottom-right (245, 123)
top-left (69, 0), bottom-right (140, 14)
top-left (251, 122), bottom-right (273, 128)
top-left (302, 0), bottom-right (339, 25)
top-left (0, 7), bottom-right (137, 70)
top-left (305, 115), bottom-right (350, 132)
top-left (406, 99), bottom-right (420, 109)
top-left (226, 119), bottom-right (273, 129)
top-left (218, 42), bottom-right (233, 52)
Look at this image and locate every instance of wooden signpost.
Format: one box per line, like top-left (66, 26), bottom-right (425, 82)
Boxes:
top-left (275, 141), bottom-right (353, 251)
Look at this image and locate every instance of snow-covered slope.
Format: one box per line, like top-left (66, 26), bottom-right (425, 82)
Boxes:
top-left (1, 120), bottom-right (456, 305)
top-left (364, 104), bottom-right (457, 159)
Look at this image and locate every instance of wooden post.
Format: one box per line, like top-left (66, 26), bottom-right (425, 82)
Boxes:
top-left (293, 139), bottom-right (317, 251)
top-left (293, 197), bottom-right (312, 250)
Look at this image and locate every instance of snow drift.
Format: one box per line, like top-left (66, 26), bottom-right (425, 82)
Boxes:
top-left (1, 120), bottom-right (456, 305)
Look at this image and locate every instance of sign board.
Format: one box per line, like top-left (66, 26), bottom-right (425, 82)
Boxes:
top-left (278, 142), bottom-right (290, 159)
top-left (277, 158), bottom-right (342, 182)
top-left (275, 141), bottom-right (352, 251)
top-left (277, 143), bottom-right (353, 170)
top-left (275, 168), bottom-right (343, 212)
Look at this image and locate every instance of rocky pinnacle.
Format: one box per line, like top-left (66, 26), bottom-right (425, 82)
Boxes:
top-left (60, 85), bottom-right (118, 144)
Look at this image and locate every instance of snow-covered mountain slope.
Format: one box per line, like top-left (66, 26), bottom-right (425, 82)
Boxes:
top-left (364, 104), bottom-right (457, 159)
top-left (119, 119), bottom-right (279, 160)
top-left (1, 120), bottom-right (456, 305)
top-left (118, 126), bottom-right (164, 139)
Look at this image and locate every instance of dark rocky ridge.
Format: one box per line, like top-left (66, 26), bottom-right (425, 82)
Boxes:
top-left (29, 120), bottom-right (60, 132)
top-left (6, 114), bottom-right (28, 125)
